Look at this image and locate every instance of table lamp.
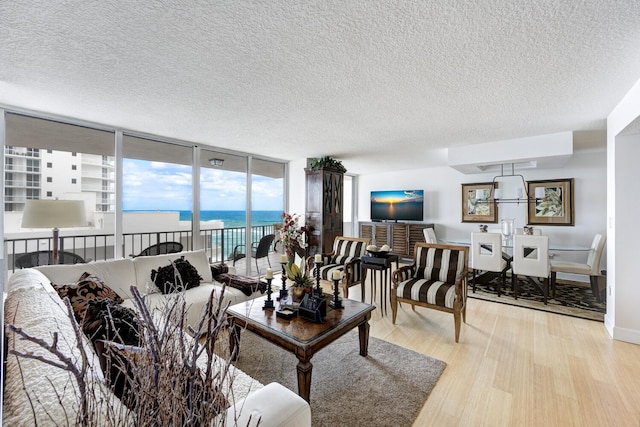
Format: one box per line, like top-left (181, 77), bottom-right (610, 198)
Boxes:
top-left (21, 199), bottom-right (87, 264)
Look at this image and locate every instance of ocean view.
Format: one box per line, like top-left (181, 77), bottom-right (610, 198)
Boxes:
top-left (124, 210), bottom-right (283, 228)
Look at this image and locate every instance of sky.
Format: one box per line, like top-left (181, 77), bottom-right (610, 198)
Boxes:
top-left (122, 159), bottom-right (284, 211)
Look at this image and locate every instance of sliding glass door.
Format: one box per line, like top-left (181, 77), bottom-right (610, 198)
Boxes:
top-left (250, 158), bottom-right (285, 275)
top-left (199, 149), bottom-right (247, 265)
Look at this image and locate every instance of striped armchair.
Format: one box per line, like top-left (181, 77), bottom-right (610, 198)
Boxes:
top-left (391, 243), bottom-right (469, 343)
top-left (312, 236), bottom-right (370, 298)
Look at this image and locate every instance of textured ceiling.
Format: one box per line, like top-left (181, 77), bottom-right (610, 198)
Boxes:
top-left (1, 1), bottom-right (640, 174)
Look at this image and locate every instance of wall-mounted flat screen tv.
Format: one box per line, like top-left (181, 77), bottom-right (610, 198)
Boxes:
top-left (371, 190), bottom-right (424, 222)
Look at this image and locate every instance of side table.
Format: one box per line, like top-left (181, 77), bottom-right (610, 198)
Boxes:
top-left (360, 254), bottom-right (399, 316)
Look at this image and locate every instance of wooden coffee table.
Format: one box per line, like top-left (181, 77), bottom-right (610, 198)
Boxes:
top-left (227, 295), bottom-right (376, 402)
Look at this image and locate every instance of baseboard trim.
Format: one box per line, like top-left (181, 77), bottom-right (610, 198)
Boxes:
top-left (612, 324), bottom-right (640, 345)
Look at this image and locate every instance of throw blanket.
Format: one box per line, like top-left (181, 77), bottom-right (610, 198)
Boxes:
top-left (215, 273), bottom-right (267, 296)
top-left (210, 264), bottom-right (267, 296)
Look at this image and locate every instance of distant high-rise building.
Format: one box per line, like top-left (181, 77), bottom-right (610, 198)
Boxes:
top-left (4, 146), bottom-right (115, 212)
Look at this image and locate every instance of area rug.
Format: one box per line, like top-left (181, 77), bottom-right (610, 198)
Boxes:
top-left (232, 330), bottom-right (446, 427)
top-left (468, 274), bottom-right (606, 321)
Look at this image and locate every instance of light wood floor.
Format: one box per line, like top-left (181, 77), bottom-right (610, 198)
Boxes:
top-left (345, 285), bottom-right (640, 427)
top-left (253, 254), bottom-right (640, 425)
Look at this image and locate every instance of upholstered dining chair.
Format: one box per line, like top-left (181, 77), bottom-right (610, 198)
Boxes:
top-left (423, 227), bottom-right (438, 244)
top-left (550, 233), bottom-right (606, 302)
top-left (515, 227), bottom-right (542, 235)
top-left (512, 234), bottom-right (550, 304)
top-left (391, 242), bottom-right (469, 343)
top-left (313, 236), bottom-right (369, 298)
top-left (471, 232), bottom-right (510, 296)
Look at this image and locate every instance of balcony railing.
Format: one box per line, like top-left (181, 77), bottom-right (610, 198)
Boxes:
top-left (4, 224), bottom-right (278, 273)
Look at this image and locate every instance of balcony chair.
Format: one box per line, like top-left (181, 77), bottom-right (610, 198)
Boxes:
top-left (313, 236), bottom-right (369, 299)
top-left (423, 227), bottom-right (438, 243)
top-left (512, 234), bottom-right (550, 304)
top-left (471, 232), bottom-right (510, 296)
top-left (232, 234), bottom-right (276, 275)
top-left (134, 241), bottom-right (183, 257)
top-left (550, 233), bottom-right (606, 302)
top-left (15, 250), bottom-right (87, 268)
top-left (391, 243), bottom-right (469, 343)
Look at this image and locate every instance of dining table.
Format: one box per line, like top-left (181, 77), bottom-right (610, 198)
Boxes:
top-left (442, 238), bottom-right (591, 255)
top-left (443, 237), bottom-right (591, 293)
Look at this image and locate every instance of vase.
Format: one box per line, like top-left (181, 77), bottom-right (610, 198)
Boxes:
top-left (500, 218), bottom-right (514, 246)
top-left (290, 286), bottom-right (312, 303)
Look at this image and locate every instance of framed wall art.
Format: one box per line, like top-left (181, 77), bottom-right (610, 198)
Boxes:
top-left (526, 178), bottom-right (574, 226)
top-left (461, 182), bottom-right (498, 223)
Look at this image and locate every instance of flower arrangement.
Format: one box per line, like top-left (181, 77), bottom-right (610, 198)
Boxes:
top-left (279, 212), bottom-right (311, 261)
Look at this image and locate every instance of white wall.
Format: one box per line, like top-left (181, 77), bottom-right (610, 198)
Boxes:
top-left (607, 76), bottom-right (640, 344)
top-left (287, 158), bottom-right (307, 219)
top-left (357, 150), bottom-right (607, 273)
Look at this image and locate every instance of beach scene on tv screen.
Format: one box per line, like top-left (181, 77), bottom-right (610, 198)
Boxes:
top-left (371, 190), bottom-right (424, 221)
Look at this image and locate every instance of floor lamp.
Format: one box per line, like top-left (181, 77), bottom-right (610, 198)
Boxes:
top-left (21, 199), bottom-right (87, 265)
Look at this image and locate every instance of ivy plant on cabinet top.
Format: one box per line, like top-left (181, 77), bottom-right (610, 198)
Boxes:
top-left (309, 156), bottom-right (347, 173)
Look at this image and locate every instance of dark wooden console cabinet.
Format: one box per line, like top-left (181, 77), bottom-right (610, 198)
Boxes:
top-left (306, 168), bottom-right (344, 255)
top-left (359, 222), bottom-right (434, 259)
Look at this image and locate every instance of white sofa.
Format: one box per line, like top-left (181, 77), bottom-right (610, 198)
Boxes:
top-left (35, 250), bottom-right (265, 330)
top-left (3, 250), bottom-right (311, 426)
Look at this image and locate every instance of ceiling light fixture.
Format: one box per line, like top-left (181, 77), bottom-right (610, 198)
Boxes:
top-left (209, 158), bottom-right (224, 167)
top-left (476, 163), bottom-right (544, 205)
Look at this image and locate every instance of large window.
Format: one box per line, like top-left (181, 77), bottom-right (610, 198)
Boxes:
top-left (3, 113), bottom-right (116, 265)
top-left (123, 135), bottom-right (193, 257)
top-left (3, 111), bottom-right (287, 275)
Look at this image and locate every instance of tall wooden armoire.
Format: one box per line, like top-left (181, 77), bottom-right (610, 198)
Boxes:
top-left (305, 167), bottom-right (344, 255)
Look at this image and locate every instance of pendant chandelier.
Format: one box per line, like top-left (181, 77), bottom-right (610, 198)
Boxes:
top-left (475, 163), bottom-right (545, 204)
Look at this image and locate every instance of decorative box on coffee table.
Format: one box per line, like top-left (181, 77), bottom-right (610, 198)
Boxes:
top-left (298, 293), bottom-right (328, 323)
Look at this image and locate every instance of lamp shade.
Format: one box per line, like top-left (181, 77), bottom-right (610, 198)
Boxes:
top-left (22, 200), bottom-right (87, 229)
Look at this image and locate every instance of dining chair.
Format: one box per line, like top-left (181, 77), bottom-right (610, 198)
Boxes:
top-left (512, 234), bottom-right (550, 304)
top-left (423, 227), bottom-right (438, 243)
top-left (550, 233), bottom-right (606, 302)
top-left (515, 228), bottom-right (542, 235)
top-left (471, 232), bottom-right (510, 296)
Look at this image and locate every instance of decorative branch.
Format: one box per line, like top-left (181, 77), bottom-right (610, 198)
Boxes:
top-left (7, 278), bottom-right (245, 426)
